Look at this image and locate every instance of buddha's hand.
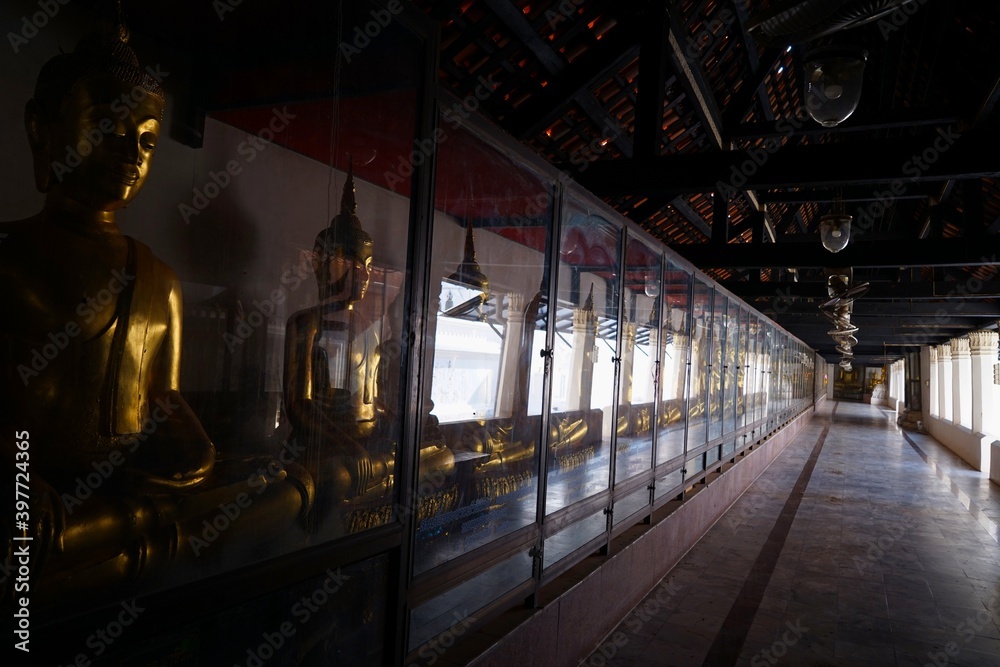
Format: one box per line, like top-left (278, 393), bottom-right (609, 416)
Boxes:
top-left (126, 436), bottom-right (216, 491)
top-left (349, 448), bottom-right (374, 497)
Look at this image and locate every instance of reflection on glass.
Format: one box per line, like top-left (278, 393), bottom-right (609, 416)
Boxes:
top-left (614, 234), bottom-right (660, 483)
top-left (688, 281), bottom-right (712, 449)
top-left (656, 261), bottom-right (690, 466)
top-left (724, 300), bottom-right (739, 435)
top-left (708, 291), bottom-right (726, 440)
top-left (414, 121), bottom-right (550, 573)
top-left (544, 508), bottom-right (607, 567)
top-left (284, 167), bottom-right (405, 539)
top-left (614, 486), bottom-right (651, 525)
top-left (410, 551), bottom-right (532, 651)
top-left (654, 469), bottom-right (683, 501)
top-left (546, 204), bottom-right (621, 513)
top-left (761, 323), bottom-right (773, 423)
top-left (737, 307), bottom-right (749, 432)
top-left (207, 554), bottom-right (388, 665)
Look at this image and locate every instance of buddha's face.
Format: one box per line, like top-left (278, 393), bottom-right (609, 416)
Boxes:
top-left (43, 76), bottom-right (162, 211)
top-left (321, 250), bottom-right (372, 305)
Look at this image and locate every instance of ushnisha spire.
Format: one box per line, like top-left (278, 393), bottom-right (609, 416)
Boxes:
top-left (446, 220), bottom-right (490, 301)
top-left (313, 159), bottom-right (374, 263)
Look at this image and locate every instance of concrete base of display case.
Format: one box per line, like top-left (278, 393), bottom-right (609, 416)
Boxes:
top-left (440, 406), bottom-right (817, 667)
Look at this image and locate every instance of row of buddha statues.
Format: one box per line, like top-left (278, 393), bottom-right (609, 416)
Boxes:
top-left (0, 24), bottom-right (786, 611)
top-left (0, 25), bottom-right (604, 608)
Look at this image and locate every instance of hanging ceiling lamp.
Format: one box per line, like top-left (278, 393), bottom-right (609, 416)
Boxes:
top-left (803, 45), bottom-right (868, 127)
top-left (819, 192), bottom-right (853, 253)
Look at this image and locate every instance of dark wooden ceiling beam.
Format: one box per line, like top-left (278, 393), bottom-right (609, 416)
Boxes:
top-left (675, 236), bottom-right (1000, 268)
top-left (975, 67), bottom-right (1000, 127)
top-left (764, 303), bottom-right (1000, 317)
top-left (712, 190), bottom-right (729, 244)
top-left (758, 185), bottom-right (932, 205)
top-left (634, 1), bottom-right (670, 160)
top-left (963, 178), bottom-right (986, 238)
top-left (988, 214), bottom-right (1000, 235)
top-left (484, 0), bottom-right (635, 156)
top-left (669, 196), bottom-right (713, 239)
top-left (504, 23), bottom-right (641, 140)
top-left (727, 108), bottom-right (962, 142)
top-left (720, 48), bottom-right (782, 134)
top-left (721, 280), bottom-right (1000, 299)
top-left (575, 131), bottom-right (1000, 196)
top-left (665, 0), bottom-right (724, 150)
top-left (780, 326), bottom-right (978, 338)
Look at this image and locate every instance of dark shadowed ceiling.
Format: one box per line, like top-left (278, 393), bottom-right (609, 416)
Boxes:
top-left (412, 0), bottom-right (1000, 364)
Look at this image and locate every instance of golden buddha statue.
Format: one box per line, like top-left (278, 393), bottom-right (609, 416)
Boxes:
top-left (284, 166), bottom-right (391, 506)
top-left (0, 26), bottom-right (311, 606)
top-left (283, 166), bottom-right (455, 533)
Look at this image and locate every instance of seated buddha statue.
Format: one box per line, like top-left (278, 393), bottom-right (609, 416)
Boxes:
top-left (0, 26), bottom-right (312, 606)
top-left (283, 166), bottom-right (454, 533)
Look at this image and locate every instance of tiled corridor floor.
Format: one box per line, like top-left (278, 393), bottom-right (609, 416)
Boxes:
top-left (582, 401), bottom-right (1000, 666)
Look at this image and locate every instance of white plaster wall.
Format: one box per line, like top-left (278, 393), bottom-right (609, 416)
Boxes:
top-left (925, 416), bottom-right (991, 472)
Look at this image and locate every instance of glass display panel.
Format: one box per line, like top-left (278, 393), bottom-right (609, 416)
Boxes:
top-left (545, 199), bottom-right (621, 514)
top-left (0, 0), bottom-right (424, 614)
top-left (614, 485), bottom-right (651, 525)
top-left (687, 281), bottom-right (713, 449)
top-left (414, 121), bottom-right (553, 573)
top-left (707, 290), bottom-right (727, 440)
top-left (409, 550), bottom-right (533, 651)
top-left (780, 334), bottom-right (790, 414)
top-left (763, 324), bottom-right (775, 421)
top-left (759, 318), bottom-right (770, 423)
top-left (209, 554), bottom-right (388, 666)
top-left (654, 469), bottom-right (684, 501)
top-left (614, 234), bottom-right (660, 483)
top-left (686, 453), bottom-right (705, 478)
top-left (656, 260), bottom-right (691, 466)
top-left (723, 298), bottom-right (740, 436)
top-left (544, 508), bottom-right (608, 567)
top-left (737, 306), bottom-right (749, 431)
top-left (705, 446), bottom-right (720, 467)
top-left (749, 316), bottom-right (760, 424)
top-left (722, 439), bottom-right (735, 457)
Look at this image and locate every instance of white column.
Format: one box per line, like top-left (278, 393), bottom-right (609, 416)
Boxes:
top-left (672, 332), bottom-right (689, 401)
top-left (495, 293), bottom-right (524, 417)
top-left (645, 324), bottom-right (659, 402)
top-left (939, 344), bottom-right (952, 421)
top-left (571, 301), bottom-right (597, 411)
top-left (928, 346), bottom-right (938, 417)
top-left (952, 338), bottom-right (971, 428)
top-left (969, 330), bottom-right (999, 436)
top-left (894, 359), bottom-right (906, 410)
top-left (620, 321), bottom-right (636, 405)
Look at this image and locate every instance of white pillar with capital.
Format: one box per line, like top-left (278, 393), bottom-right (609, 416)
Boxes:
top-left (495, 292), bottom-right (524, 417)
top-left (571, 298), bottom-right (598, 411)
top-left (928, 346), bottom-right (938, 418)
top-left (969, 330), bottom-right (998, 437)
top-left (939, 344), bottom-right (952, 421)
top-left (620, 320), bottom-right (637, 406)
top-left (645, 323), bottom-right (659, 403)
top-left (952, 337), bottom-right (971, 428)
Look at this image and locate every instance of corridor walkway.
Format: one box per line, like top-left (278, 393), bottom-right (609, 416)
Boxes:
top-left (582, 401), bottom-right (1000, 666)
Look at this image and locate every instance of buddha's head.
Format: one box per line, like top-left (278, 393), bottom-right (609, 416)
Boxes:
top-left (26, 26), bottom-right (165, 212)
top-left (313, 164), bottom-right (374, 306)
